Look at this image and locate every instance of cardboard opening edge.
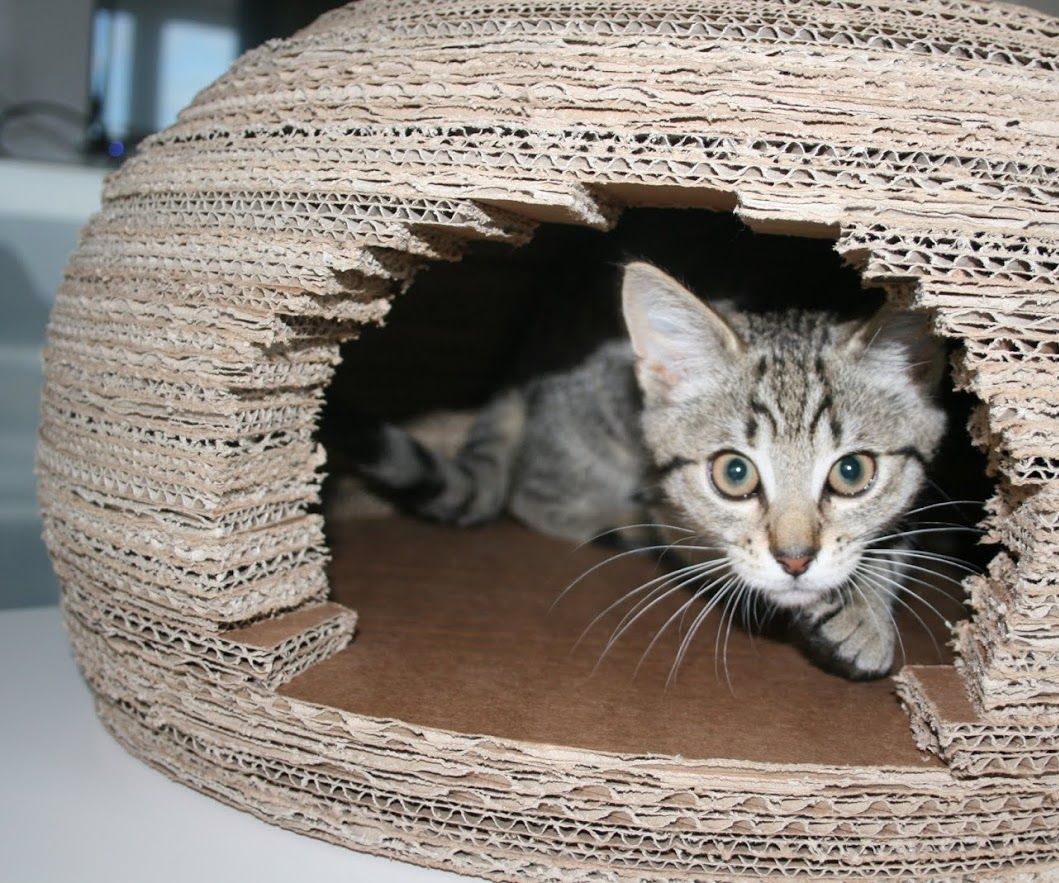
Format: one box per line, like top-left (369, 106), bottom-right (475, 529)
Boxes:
top-left (38, 0), bottom-right (1059, 877)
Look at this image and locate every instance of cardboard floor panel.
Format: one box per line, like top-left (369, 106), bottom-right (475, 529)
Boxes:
top-left (283, 516), bottom-right (961, 770)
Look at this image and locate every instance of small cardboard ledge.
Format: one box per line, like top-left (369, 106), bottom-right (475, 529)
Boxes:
top-left (66, 590), bottom-right (356, 690)
top-left (897, 666), bottom-right (1059, 778)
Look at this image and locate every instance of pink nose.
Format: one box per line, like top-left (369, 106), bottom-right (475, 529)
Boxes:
top-left (775, 553), bottom-right (815, 576)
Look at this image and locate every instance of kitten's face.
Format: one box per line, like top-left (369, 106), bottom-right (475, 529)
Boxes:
top-left (622, 262), bottom-right (946, 609)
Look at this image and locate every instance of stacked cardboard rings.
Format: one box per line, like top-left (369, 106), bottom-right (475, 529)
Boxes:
top-left (40, 1), bottom-right (1059, 877)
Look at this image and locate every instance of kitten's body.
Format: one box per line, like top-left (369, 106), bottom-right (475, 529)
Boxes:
top-left (511, 340), bottom-right (646, 543)
top-left (349, 263), bottom-right (946, 680)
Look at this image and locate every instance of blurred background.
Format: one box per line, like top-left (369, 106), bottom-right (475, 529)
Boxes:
top-left (2, 0), bottom-right (1058, 608)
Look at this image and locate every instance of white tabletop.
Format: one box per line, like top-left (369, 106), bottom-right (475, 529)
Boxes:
top-left (0, 606), bottom-right (463, 883)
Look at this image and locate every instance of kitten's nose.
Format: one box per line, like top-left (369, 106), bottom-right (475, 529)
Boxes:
top-left (774, 551), bottom-right (815, 576)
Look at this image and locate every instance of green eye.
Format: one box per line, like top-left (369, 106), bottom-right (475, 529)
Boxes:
top-left (710, 451), bottom-right (760, 499)
top-left (828, 453), bottom-right (876, 496)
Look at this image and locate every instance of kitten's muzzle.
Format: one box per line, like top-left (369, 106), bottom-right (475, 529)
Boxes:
top-left (773, 549), bottom-right (816, 577)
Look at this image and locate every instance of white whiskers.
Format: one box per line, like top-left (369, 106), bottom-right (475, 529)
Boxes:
top-left (617, 566), bottom-right (733, 673)
top-left (551, 533), bottom-right (722, 612)
top-left (590, 560), bottom-right (730, 663)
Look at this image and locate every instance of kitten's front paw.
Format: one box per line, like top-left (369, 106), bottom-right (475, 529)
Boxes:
top-left (797, 597), bottom-right (896, 681)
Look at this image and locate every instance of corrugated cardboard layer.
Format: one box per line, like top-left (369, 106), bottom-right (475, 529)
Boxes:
top-left (37, 0), bottom-right (1059, 876)
top-left (64, 566), bottom-right (1059, 880)
top-left (898, 666), bottom-right (1059, 777)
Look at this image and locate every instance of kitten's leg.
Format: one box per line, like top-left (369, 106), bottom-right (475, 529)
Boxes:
top-left (342, 390), bottom-right (526, 525)
top-left (795, 560), bottom-right (900, 681)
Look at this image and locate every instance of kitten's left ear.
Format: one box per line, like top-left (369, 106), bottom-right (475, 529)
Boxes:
top-left (843, 306), bottom-right (946, 390)
top-left (622, 261), bottom-right (745, 402)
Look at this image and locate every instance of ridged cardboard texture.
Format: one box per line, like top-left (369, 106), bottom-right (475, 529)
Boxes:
top-left (37, 0), bottom-right (1059, 878)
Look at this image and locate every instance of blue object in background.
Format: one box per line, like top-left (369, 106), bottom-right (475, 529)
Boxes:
top-left (90, 3), bottom-right (239, 147)
top-left (85, 0), bottom-right (342, 154)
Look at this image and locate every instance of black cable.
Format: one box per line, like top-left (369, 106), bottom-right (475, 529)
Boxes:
top-left (0, 100), bottom-right (89, 158)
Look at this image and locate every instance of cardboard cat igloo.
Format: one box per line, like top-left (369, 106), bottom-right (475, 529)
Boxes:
top-left (38, 0), bottom-right (1059, 878)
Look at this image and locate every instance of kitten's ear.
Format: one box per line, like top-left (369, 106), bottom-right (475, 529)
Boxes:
top-left (843, 306), bottom-right (946, 390)
top-left (621, 261), bottom-right (745, 402)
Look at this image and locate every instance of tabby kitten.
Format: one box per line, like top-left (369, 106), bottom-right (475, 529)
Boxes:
top-left (350, 261), bottom-right (947, 680)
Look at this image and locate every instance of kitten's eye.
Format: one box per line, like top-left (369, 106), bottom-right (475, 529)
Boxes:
top-left (710, 451), bottom-right (760, 499)
top-left (827, 453), bottom-right (876, 496)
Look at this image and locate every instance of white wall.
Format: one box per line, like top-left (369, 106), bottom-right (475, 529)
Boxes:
top-left (0, 0), bottom-right (94, 162)
top-left (0, 0), bottom-right (93, 112)
top-left (0, 0), bottom-right (15, 102)
top-left (0, 159), bottom-right (105, 607)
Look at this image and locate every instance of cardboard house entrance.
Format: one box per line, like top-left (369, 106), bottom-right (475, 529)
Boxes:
top-left (39, 0), bottom-right (1059, 878)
